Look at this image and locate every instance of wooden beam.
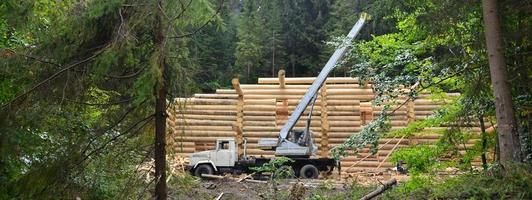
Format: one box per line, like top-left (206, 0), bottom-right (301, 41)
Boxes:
top-left (320, 85), bottom-right (329, 157)
top-left (278, 69), bottom-right (286, 88)
top-left (407, 99), bottom-right (415, 123)
top-left (258, 77), bottom-right (359, 84)
top-left (232, 78), bottom-right (243, 96)
top-left (232, 78), bottom-right (244, 158)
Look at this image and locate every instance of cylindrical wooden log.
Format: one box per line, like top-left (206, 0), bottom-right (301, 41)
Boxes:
top-left (178, 105), bottom-right (236, 110)
top-left (240, 83), bottom-right (371, 89)
top-left (175, 119), bottom-right (234, 126)
top-left (171, 125), bottom-right (233, 131)
top-left (193, 93), bottom-right (238, 99)
top-left (175, 115), bottom-right (236, 121)
top-left (243, 111), bottom-right (276, 116)
top-left (174, 98), bottom-right (237, 105)
top-left (243, 116), bottom-right (276, 121)
top-left (243, 105), bottom-right (276, 111)
top-left (327, 111), bottom-right (361, 116)
top-left (415, 105), bottom-right (443, 110)
top-left (242, 125), bottom-right (322, 132)
top-left (175, 110), bottom-right (237, 115)
top-left (326, 99), bottom-right (361, 106)
top-left (244, 99), bottom-right (276, 105)
top-left (258, 77), bottom-right (359, 84)
top-left (327, 88), bottom-right (374, 95)
top-left (413, 100), bottom-right (446, 105)
top-left (243, 89), bottom-right (309, 95)
top-left (328, 127), bottom-right (363, 132)
top-left (328, 121), bottom-right (362, 126)
top-left (270, 120), bottom-right (322, 127)
top-left (373, 110), bottom-right (407, 115)
top-left (327, 95), bottom-right (374, 101)
top-left (326, 105), bottom-right (360, 112)
top-left (168, 148), bottom-right (196, 153)
top-left (327, 116), bottom-right (361, 120)
top-left (172, 131), bottom-right (235, 137)
top-left (240, 88), bottom-right (373, 96)
top-left (215, 89), bottom-right (236, 94)
top-left (414, 111), bottom-right (435, 115)
top-left (243, 121), bottom-right (277, 126)
top-left (242, 126), bottom-right (279, 132)
top-left (168, 141), bottom-right (196, 147)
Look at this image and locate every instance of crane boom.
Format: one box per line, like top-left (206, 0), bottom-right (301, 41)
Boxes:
top-left (278, 14), bottom-right (369, 141)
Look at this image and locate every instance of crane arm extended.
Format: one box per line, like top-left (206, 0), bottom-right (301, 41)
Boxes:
top-left (278, 14), bottom-right (369, 141)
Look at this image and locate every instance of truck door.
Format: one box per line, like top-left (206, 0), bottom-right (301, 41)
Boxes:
top-left (213, 140), bottom-right (235, 167)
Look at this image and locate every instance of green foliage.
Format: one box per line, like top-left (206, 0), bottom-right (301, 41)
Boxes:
top-left (234, 0), bottom-right (264, 81)
top-left (392, 174), bottom-right (434, 196)
top-left (387, 97), bottom-right (459, 137)
top-left (1, 0), bottom-right (530, 199)
top-left (251, 157), bottom-right (294, 178)
top-left (1, 0), bottom-right (221, 198)
top-left (337, 0), bottom-right (529, 163)
top-left (384, 164), bottom-right (532, 199)
top-left (331, 114), bottom-right (390, 159)
top-left (390, 126), bottom-right (490, 174)
top-left (390, 145), bottom-right (445, 174)
top-left (251, 157), bottom-right (294, 199)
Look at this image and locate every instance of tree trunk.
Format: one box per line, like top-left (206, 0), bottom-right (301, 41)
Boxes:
top-left (360, 178), bottom-right (397, 200)
top-left (482, 0), bottom-right (521, 163)
top-left (247, 62), bottom-right (251, 79)
top-left (154, 1), bottom-right (167, 199)
top-left (479, 116), bottom-right (488, 170)
top-left (272, 30), bottom-right (276, 77)
top-left (154, 84), bottom-right (167, 200)
top-left (290, 54), bottom-right (295, 77)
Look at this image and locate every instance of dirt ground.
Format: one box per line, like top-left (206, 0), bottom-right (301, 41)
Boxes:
top-left (169, 171), bottom-right (411, 200)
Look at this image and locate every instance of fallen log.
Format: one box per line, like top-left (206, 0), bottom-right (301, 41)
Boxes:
top-left (215, 192), bottom-right (224, 200)
top-left (201, 174), bottom-right (227, 179)
top-left (237, 172), bottom-right (256, 182)
top-left (359, 178), bottom-right (397, 200)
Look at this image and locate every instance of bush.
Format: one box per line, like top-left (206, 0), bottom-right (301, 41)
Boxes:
top-left (383, 164), bottom-right (532, 199)
top-left (390, 144), bottom-right (444, 173)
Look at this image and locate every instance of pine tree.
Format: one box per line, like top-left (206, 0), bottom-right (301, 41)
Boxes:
top-left (0, 0), bottom-right (221, 198)
top-left (234, 0), bottom-right (264, 82)
top-left (482, 0), bottom-right (521, 163)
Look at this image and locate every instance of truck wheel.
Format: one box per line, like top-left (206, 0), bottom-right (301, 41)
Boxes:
top-left (299, 164), bottom-right (319, 179)
top-left (194, 164), bottom-right (214, 177)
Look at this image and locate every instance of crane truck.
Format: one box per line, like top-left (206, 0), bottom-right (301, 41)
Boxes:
top-left (187, 14), bottom-right (369, 179)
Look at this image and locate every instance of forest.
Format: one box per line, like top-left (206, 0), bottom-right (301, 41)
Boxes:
top-left (0, 0), bottom-right (530, 199)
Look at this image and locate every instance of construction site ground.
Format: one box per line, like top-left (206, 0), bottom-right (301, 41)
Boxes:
top-left (169, 170), bottom-right (413, 199)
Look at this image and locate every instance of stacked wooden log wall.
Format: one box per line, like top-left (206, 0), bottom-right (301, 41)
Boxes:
top-left (167, 72), bottom-right (488, 173)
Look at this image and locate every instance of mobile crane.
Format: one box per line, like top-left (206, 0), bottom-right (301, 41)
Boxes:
top-left (187, 14), bottom-right (369, 179)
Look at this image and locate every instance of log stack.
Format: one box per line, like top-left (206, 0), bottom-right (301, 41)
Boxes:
top-left (167, 72), bottom-right (490, 173)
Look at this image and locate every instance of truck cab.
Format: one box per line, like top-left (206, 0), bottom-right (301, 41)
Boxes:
top-left (188, 138), bottom-right (238, 176)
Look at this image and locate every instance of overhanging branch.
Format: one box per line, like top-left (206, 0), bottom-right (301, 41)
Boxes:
top-left (166, 0), bottom-right (224, 39)
top-left (1, 46), bottom-right (108, 111)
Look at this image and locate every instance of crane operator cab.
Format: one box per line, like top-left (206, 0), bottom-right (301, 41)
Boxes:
top-left (275, 129), bottom-right (318, 157)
